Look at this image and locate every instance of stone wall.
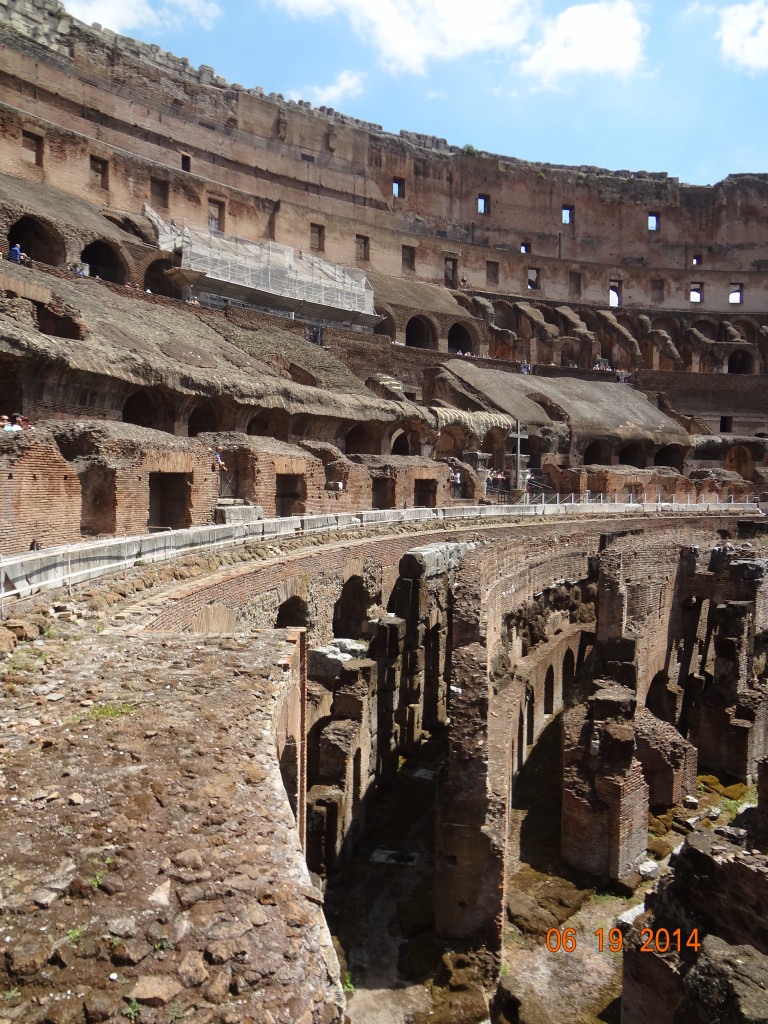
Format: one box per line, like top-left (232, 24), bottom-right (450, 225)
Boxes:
top-left (2, 0), bottom-right (768, 313)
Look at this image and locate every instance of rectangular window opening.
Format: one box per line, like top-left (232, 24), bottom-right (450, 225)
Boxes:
top-left (521, 242), bottom-right (530, 254)
top-left (310, 222), bottom-right (325, 252)
top-left (527, 267), bottom-right (541, 291)
top-left (568, 271), bottom-right (582, 298)
top-left (402, 245), bottom-right (416, 273)
top-left (444, 257), bottom-right (458, 289)
top-left (562, 205), bottom-right (573, 225)
top-left (486, 260), bottom-right (499, 287)
top-left (355, 234), bottom-right (370, 261)
top-left (690, 282), bottom-right (703, 303)
top-left (150, 178), bottom-right (169, 208)
top-left (651, 278), bottom-right (665, 303)
top-left (729, 283), bottom-right (743, 304)
top-left (21, 130), bottom-right (43, 166)
top-left (477, 194), bottom-right (490, 216)
top-left (208, 199), bottom-right (224, 233)
top-left (89, 155), bottom-right (108, 190)
top-left (609, 279), bottom-right (622, 307)
top-left (692, 254), bottom-right (701, 266)
top-left (180, 153), bottom-right (191, 172)
top-left (648, 212), bottom-right (659, 231)
top-left (720, 416), bottom-right (733, 433)
top-left (392, 177), bottom-right (405, 199)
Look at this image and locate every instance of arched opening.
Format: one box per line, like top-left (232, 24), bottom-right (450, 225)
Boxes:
top-left (391, 430), bottom-right (410, 455)
top-left (618, 443), bottom-right (646, 469)
top-left (526, 696), bottom-right (534, 748)
top-left (187, 401), bottom-right (218, 437)
top-left (345, 422), bottom-right (380, 455)
top-left (725, 445), bottom-right (755, 479)
top-left (80, 241), bottom-right (128, 285)
top-left (434, 426), bottom-right (466, 459)
top-left (544, 666), bottom-right (554, 716)
top-left (562, 649), bottom-right (575, 707)
top-left (143, 259), bottom-right (178, 298)
top-left (583, 440), bottom-right (612, 466)
top-left (492, 301), bottom-right (517, 332)
top-left (480, 428), bottom-right (507, 470)
top-left (275, 596), bottom-right (308, 629)
top-left (7, 215), bottom-right (66, 267)
top-left (447, 322), bottom-right (473, 354)
top-left (692, 320), bottom-right (717, 341)
top-left (247, 409), bottom-right (290, 441)
top-left (333, 575), bottom-right (371, 640)
top-left (654, 445), bottom-right (684, 472)
top-left (122, 390), bottom-right (164, 431)
top-left (727, 349), bottom-right (754, 374)
top-left (645, 671), bottom-right (673, 724)
top-left (279, 737), bottom-right (299, 819)
top-left (405, 315), bottom-right (437, 350)
top-left (374, 310), bottom-right (396, 340)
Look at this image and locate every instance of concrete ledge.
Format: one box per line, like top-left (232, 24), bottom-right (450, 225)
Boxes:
top-left (0, 501), bottom-right (761, 610)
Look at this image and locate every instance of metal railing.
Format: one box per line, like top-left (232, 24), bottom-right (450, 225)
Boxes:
top-left (0, 495), bottom-right (761, 617)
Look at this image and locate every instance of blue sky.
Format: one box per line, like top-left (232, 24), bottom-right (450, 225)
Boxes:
top-left (62, 0), bottom-right (768, 185)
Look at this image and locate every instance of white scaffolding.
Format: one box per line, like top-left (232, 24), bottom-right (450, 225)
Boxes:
top-left (145, 206), bottom-right (378, 326)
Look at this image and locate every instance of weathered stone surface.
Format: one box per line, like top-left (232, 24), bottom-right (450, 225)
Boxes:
top-left (128, 975), bottom-right (183, 1005)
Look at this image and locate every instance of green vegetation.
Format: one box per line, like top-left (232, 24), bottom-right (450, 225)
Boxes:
top-left (122, 998), bottom-right (141, 1022)
top-left (4, 989), bottom-right (21, 1001)
top-left (67, 924), bottom-right (85, 945)
top-left (342, 970), bottom-right (356, 994)
top-left (87, 702), bottom-right (136, 720)
top-left (463, 144), bottom-right (478, 156)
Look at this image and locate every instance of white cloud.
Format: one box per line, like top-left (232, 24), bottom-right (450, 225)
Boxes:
top-left (290, 69), bottom-right (365, 106)
top-left (717, 0), bottom-right (768, 71)
top-left (63, 0), bottom-right (221, 34)
top-left (270, 0), bottom-right (535, 75)
top-left (517, 0), bottom-right (648, 89)
top-left (680, 1), bottom-right (716, 19)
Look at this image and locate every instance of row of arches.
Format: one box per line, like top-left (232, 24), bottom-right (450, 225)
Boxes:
top-left (583, 440), bottom-right (687, 471)
top-left (5, 215), bottom-right (177, 295)
top-left (374, 310), bottom-right (479, 355)
top-left (274, 574), bottom-right (374, 639)
top-left (488, 298), bottom-right (762, 374)
top-left (122, 388), bottom-right (510, 464)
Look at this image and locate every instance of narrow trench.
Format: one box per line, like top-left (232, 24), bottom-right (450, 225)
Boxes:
top-left (323, 734), bottom-right (447, 1024)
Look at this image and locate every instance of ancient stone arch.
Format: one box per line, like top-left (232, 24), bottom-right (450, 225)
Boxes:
top-left (275, 595), bottom-right (309, 628)
top-left (583, 440), bottom-right (612, 466)
top-left (405, 314), bottom-right (438, 349)
top-left (345, 421), bottom-right (381, 455)
top-left (7, 214), bottom-right (66, 267)
top-left (122, 388), bottom-right (173, 432)
top-left (143, 257), bottom-right (178, 297)
top-left (187, 400), bottom-right (219, 437)
top-left (373, 306), bottom-right (396, 339)
top-left (447, 320), bottom-right (475, 354)
top-left (654, 444), bottom-right (685, 472)
top-left (80, 239), bottom-right (129, 284)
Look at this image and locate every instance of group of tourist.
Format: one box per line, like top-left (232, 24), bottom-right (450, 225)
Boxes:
top-left (1, 413), bottom-right (32, 431)
top-left (486, 469), bottom-right (511, 492)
